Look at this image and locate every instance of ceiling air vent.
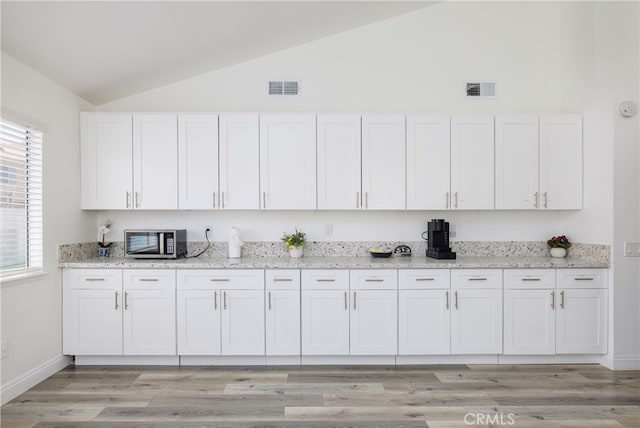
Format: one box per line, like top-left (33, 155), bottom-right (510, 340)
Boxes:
top-left (465, 81), bottom-right (496, 98)
top-left (268, 80), bottom-right (300, 96)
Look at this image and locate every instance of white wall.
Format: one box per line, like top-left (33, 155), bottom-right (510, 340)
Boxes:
top-left (1, 53), bottom-right (95, 397)
top-left (97, 1), bottom-right (609, 245)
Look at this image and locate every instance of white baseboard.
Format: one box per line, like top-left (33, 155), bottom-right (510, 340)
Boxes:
top-left (498, 354), bottom-right (603, 365)
top-left (302, 355), bottom-right (396, 365)
top-left (601, 355), bottom-right (640, 370)
top-left (1, 355), bottom-right (71, 405)
top-left (75, 355), bottom-right (179, 365)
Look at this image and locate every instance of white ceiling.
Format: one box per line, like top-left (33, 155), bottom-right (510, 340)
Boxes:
top-left (1, 1), bottom-right (434, 105)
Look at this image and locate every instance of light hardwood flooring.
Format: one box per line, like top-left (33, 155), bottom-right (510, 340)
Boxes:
top-left (1, 364), bottom-right (639, 427)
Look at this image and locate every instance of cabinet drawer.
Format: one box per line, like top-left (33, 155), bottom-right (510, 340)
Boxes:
top-left (504, 269), bottom-right (555, 289)
top-left (177, 269), bottom-right (264, 290)
top-left (302, 270), bottom-right (349, 290)
top-left (350, 269), bottom-right (397, 290)
top-left (451, 269), bottom-right (502, 289)
top-left (266, 269), bottom-right (300, 290)
top-left (123, 269), bottom-right (175, 290)
top-left (556, 269), bottom-right (607, 289)
top-left (399, 269), bottom-right (450, 290)
top-left (64, 268), bottom-right (122, 290)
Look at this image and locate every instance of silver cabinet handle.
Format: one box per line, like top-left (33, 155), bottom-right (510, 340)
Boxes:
top-left (560, 290), bottom-right (565, 309)
top-left (454, 290), bottom-right (458, 309)
top-left (365, 192), bottom-right (369, 209)
top-left (574, 277), bottom-right (594, 281)
top-left (213, 191), bottom-right (216, 209)
top-left (273, 278), bottom-right (293, 282)
top-left (317, 279), bottom-right (335, 283)
top-left (543, 191), bottom-right (548, 208)
top-left (550, 291), bottom-right (555, 309)
top-left (356, 192), bottom-right (360, 209)
top-left (214, 291), bottom-right (218, 310)
top-left (263, 192), bottom-right (266, 209)
top-left (126, 191), bottom-right (131, 208)
top-left (268, 291), bottom-right (272, 311)
top-left (521, 278), bottom-right (541, 282)
top-left (468, 277), bottom-right (488, 281)
top-left (454, 192), bottom-right (459, 209)
top-left (445, 192), bottom-right (450, 209)
top-left (124, 292), bottom-right (129, 310)
top-left (534, 192), bottom-right (539, 208)
top-left (135, 192), bottom-right (140, 208)
top-left (365, 279), bottom-right (384, 282)
top-left (139, 278), bottom-right (159, 282)
top-left (223, 291), bottom-right (227, 310)
top-left (344, 291), bottom-right (347, 310)
top-left (115, 291), bottom-right (119, 310)
top-left (353, 291), bottom-right (357, 310)
top-left (85, 278), bottom-right (105, 282)
top-left (210, 278), bottom-right (230, 282)
top-left (445, 291), bottom-right (449, 309)
top-left (416, 278), bottom-right (435, 282)
top-left (221, 192), bottom-right (225, 209)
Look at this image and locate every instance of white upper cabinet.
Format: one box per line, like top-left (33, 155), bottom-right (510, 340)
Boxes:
top-left (219, 114), bottom-right (260, 210)
top-left (178, 114), bottom-right (219, 210)
top-left (361, 114), bottom-right (406, 210)
top-left (495, 115), bottom-right (539, 209)
top-left (317, 114), bottom-right (362, 210)
top-left (539, 114), bottom-right (583, 209)
top-left (81, 113), bottom-right (133, 209)
top-left (259, 114), bottom-right (316, 210)
top-left (406, 115), bottom-right (451, 210)
top-left (132, 114), bottom-right (178, 209)
top-left (451, 115), bottom-right (494, 209)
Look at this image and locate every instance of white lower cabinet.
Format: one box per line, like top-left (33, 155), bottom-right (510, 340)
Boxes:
top-left (63, 268), bottom-right (176, 356)
top-left (398, 270), bottom-right (451, 355)
top-left (301, 270), bottom-right (350, 355)
top-left (177, 270), bottom-right (264, 356)
top-left (450, 270), bottom-right (503, 354)
top-left (265, 270), bottom-right (300, 356)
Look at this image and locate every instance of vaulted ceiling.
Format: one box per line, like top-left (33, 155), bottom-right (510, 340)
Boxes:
top-left (1, 1), bottom-right (434, 105)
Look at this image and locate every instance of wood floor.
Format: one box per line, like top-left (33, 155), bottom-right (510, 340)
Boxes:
top-left (1, 364), bottom-right (639, 427)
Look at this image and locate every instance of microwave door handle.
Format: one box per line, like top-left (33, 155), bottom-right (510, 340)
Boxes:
top-left (159, 233), bottom-right (165, 255)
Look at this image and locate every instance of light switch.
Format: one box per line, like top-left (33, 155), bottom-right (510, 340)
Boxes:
top-left (624, 242), bottom-right (640, 257)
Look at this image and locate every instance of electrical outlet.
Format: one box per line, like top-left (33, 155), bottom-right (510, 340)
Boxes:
top-left (204, 227), bottom-right (213, 238)
top-left (1, 340), bottom-right (8, 359)
top-left (324, 224), bottom-right (334, 237)
top-left (624, 242), bottom-right (640, 257)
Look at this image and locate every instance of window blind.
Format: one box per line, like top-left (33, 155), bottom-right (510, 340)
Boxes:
top-left (0, 117), bottom-right (43, 277)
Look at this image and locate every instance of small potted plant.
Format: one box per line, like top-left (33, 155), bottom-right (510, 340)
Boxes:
top-left (282, 228), bottom-right (306, 258)
top-left (98, 219), bottom-right (113, 257)
top-left (547, 235), bottom-right (571, 258)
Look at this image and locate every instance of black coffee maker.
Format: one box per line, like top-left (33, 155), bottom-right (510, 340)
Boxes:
top-left (425, 219), bottom-right (456, 259)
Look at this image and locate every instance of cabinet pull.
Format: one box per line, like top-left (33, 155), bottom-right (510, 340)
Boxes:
top-left (550, 291), bottom-right (555, 309)
top-left (534, 192), bottom-right (538, 208)
top-left (139, 278), bottom-right (159, 282)
top-left (124, 292), bottom-right (129, 310)
top-left (210, 278), bottom-right (230, 282)
top-left (224, 291), bottom-right (227, 310)
top-left (365, 192), bottom-right (369, 209)
top-left (268, 291), bottom-right (272, 310)
top-left (344, 291), bottom-right (347, 310)
top-left (273, 278), bottom-right (293, 282)
top-left (126, 191), bottom-right (131, 208)
top-left (213, 191), bottom-right (216, 208)
top-left (454, 192), bottom-right (459, 209)
top-left (356, 192), bottom-right (360, 209)
top-left (454, 291), bottom-right (458, 309)
top-left (221, 192), bottom-right (225, 209)
top-left (365, 278), bottom-right (384, 282)
top-left (574, 277), bottom-right (594, 281)
top-left (560, 290), bottom-right (565, 309)
top-left (416, 278), bottom-right (435, 282)
top-left (446, 192), bottom-right (450, 209)
top-left (543, 191), bottom-right (548, 208)
top-left (521, 278), bottom-right (541, 282)
top-left (115, 291), bottom-right (119, 310)
top-left (317, 279), bottom-right (335, 282)
top-left (468, 277), bottom-right (487, 281)
top-left (85, 278), bottom-right (105, 282)
top-left (135, 192), bottom-right (140, 208)
top-left (214, 291), bottom-right (218, 310)
top-left (445, 291), bottom-right (449, 309)
top-left (353, 291), bottom-right (357, 310)
top-left (263, 192), bottom-right (266, 209)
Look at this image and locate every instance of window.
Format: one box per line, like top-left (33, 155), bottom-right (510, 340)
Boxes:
top-left (0, 117), bottom-right (43, 278)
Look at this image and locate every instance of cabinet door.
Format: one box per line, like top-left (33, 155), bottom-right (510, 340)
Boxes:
top-left (398, 290), bottom-right (451, 355)
top-left (132, 114), bottom-right (178, 209)
top-left (81, 113), bottom-right (132, 209)
top-left (177, 290), bottom-right (221, 355)
top-left (350, 290), bottom-right (397, 355)
top-left (221, 290), bottom-right (265, 355)
top-left (556, 289), bottom-right (607, 354)
top-left (266, 289), bottom-right (300, 356)
top-left (451, 115), bottom-right (494, 209)
top-left (178, 114), bottom-right (218, 209)
top-left (406, 115), bottom-right (451, 210)
top-left (317, 114), bottom-right (362, 210)
top-left (361, 115), bottom-right (406, 210)
top-left (503, 289), bottom-right (555, 355)
top-left (301, 289), bottom-right (350, 355)
top-left (259, 114), bottom-right (316, 209)
top-left (219, 114), bottom-right (260, 209)
top-left (539, 114), bottom-right (583, 209)
top-left (451, 288), bottom-right (502, 354)
top-left (495, 115), bottom-right (539, 210)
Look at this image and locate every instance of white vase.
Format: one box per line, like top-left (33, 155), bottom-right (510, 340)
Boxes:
top-left (289, 246), bottom-right (304, 258)
top-left (550, 247), bottom-right (567, 258)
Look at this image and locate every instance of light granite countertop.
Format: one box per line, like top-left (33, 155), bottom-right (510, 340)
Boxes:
top-left (59, 255), bottom-right (609, 270)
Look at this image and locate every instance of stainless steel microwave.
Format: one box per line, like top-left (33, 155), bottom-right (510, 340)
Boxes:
top-left (124, 229), bottom-right (187, 259)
